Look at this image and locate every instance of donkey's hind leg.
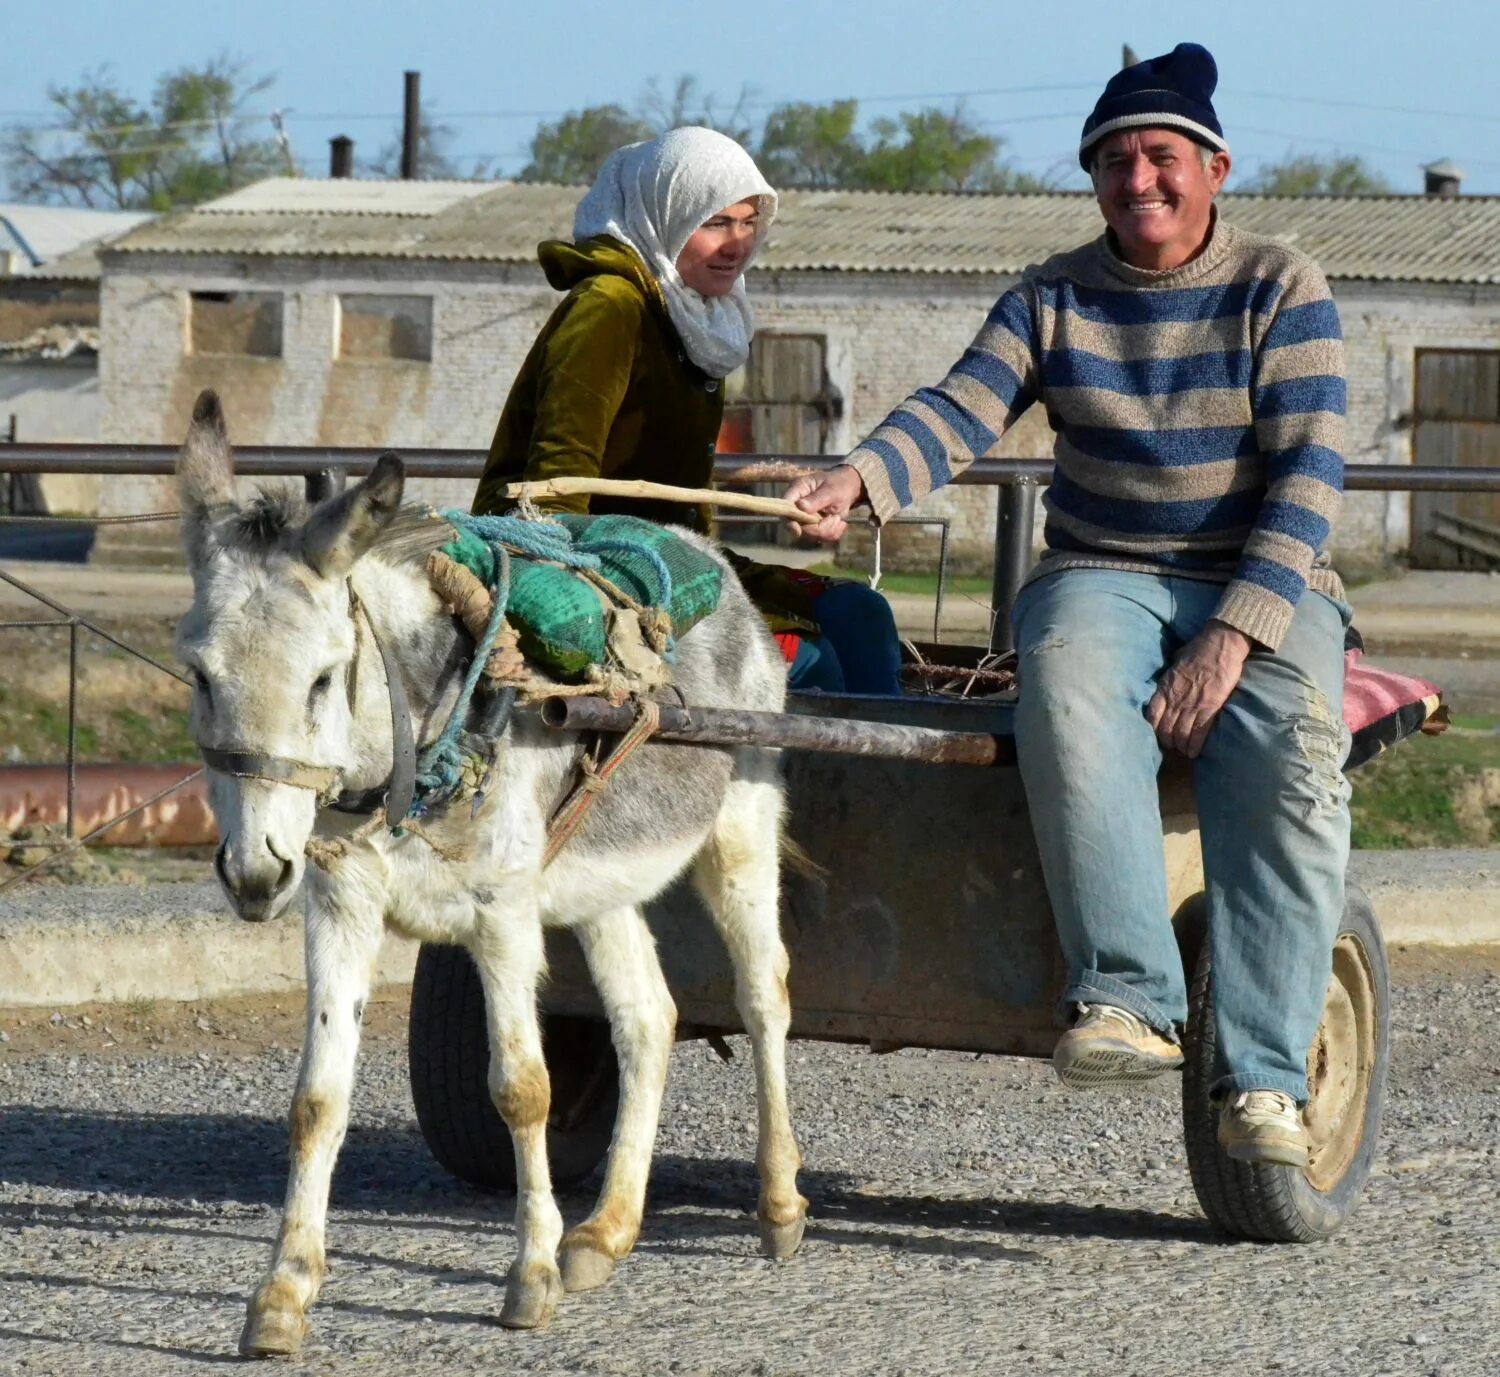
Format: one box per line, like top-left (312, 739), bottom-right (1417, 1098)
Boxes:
top-left (693, 763), bottom-right (808, 1259)
top-left (558, 905), bottom-right (676, 1293)
top-left (468, 915), bottom-right (567, 1330)
top-left (240, 889), bottom-right (384, 1357)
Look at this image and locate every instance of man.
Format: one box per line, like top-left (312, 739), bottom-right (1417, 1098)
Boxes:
top-left (788, 42), bottom-right (1349, 1167)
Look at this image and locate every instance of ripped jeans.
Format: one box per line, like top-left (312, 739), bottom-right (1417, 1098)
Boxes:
top-left (1013, 569), bottom-right (1351, 1103)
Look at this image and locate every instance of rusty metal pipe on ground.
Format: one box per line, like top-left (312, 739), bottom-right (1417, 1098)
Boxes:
top-left (0, 764), bottom-right (213, 845)
top-left (537, 697), bottom-right (1017, 767)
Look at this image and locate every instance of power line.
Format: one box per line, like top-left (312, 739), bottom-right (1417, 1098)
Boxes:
top-left (1225, 88), bottom-right (1500, 126)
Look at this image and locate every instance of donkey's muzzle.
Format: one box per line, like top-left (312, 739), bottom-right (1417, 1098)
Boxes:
top-left (215, 837), bottom-right (298, 923)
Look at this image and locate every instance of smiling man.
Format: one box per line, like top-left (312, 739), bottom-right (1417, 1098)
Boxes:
top-left (788, 43), bottom-right (1350, 1168)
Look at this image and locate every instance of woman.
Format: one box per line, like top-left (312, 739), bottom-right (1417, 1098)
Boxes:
top-left (472, 126), bottom-right (901, 695)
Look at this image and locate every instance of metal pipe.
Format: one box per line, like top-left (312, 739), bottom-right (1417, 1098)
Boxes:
top-left (0, 765), bottom-right (212, 844)
top-left (401, 72), bottom-right (420, 180)
top-left (0, 766), bottom-right (207, 893)
top-left (538, 695), bottom-right (1016, 767)
top-left (2, 446), bottom-right (1497, 494)
top-left (329, 135), bottom-right (354, 178)
top-left (66, 620), bottom-right (78, 839)
top-left (989, 480), bottom-right (1036, 654)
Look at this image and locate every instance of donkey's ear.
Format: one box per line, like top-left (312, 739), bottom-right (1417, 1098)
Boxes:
top-left (177, 390), bottom-right (236, 563)
top-left (300, 453), bottom-right (405, 578)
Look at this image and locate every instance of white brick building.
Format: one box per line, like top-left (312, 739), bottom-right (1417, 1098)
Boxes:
top-left (97, 179), bottom-right (1500, 574)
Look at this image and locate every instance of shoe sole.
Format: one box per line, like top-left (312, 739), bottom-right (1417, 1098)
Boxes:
top-left (1054, 1044), bottom-right (1184, 1091)
top-left (1220, 1138), bottom-right (1310, 1169)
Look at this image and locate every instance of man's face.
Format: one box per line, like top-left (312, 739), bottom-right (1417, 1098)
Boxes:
top-left (1091, 128), bottom-right (1230, 269)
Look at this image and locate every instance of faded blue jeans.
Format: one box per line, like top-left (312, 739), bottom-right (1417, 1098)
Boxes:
top-left (1012, 569), bottom-right (1351, 1103)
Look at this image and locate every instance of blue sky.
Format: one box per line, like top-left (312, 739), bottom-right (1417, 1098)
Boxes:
top-left (4, 0), bottom-right (1498, 197)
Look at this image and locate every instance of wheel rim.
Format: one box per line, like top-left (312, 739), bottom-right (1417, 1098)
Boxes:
top-left (1302, 933), bottom-right (1377, 1192)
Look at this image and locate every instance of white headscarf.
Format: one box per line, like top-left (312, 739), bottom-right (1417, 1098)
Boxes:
top-left (572, 126), bottom-right (778, 379)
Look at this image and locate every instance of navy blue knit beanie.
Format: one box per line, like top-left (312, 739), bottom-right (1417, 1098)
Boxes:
top-left (1078, 42), bottom-right (1227, 170)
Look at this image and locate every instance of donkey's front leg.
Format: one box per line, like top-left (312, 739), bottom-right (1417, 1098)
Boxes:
top-left (240, 881), bottom-right (385, 1358)
top-left (469, 919), bottom-right (565, 1330)
top-left (558, 906), bottom-right (676, 1294)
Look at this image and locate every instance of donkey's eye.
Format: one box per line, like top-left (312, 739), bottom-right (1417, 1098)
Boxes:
top-left (308, 671), bottom-right (334, 708)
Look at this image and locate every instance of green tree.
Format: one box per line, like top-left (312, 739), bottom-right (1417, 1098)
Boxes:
top-left (1, 56), bottom-right (283, 210)
top-left (1244, 152), bottom-right (1393, 195)
top-left (519, 104), bottom-right (653, 183)
top-left (757, 100), bottom-right (865, 189)
top-left (861, 106), bottom-right (1044, 192)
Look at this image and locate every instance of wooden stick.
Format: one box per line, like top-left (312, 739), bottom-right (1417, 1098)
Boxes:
top-left (501, 476), bottom-right (820, 524)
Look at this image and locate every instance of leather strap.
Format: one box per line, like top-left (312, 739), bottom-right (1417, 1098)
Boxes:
top-left (198, 747), bottom-right (342, 801)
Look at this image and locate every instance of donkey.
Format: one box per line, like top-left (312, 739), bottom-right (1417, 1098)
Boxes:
top-left (173, 392), bottom-right (807, 1356)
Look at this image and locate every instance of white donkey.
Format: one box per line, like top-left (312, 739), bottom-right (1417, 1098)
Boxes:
top-left (173, 393), bottom-right (807, 1357)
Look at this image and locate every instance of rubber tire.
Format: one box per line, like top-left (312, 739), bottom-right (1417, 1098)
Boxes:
top-left (408, 943), bottom-right (620, 1192)
top-left (1181, 883), bottom-right (1389, 1242)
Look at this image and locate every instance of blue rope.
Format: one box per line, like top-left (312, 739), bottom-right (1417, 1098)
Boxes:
top-left (410, 542), bottom-right (510, 817)
top-left (407, 510), bottom-right (682, 818)
top-left (455, 511), bottom-right (603, 572)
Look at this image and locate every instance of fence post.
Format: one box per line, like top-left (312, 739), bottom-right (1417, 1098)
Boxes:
top-left (988, 480), bottom-right (1036, 656)
top-left (304, 468), bottom-right (347, 504)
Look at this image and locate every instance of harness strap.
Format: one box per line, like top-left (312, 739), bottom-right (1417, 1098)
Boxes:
top-left (198, 747), bottom-right (343, 803)
top-left (542, 697), bottom-right (661, 868)
top-left (351, 587), bottom-right (416, 828)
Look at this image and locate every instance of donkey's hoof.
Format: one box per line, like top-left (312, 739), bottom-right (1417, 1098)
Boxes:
top-left (500, 1262), bottom-right (563, 1330)
top-left (758, 1210), bottom-right (807, 1261)
top-left (559, 1241), bottom-right (617, 1294)
top-left (239, 1288), bottom-right (308, 1358)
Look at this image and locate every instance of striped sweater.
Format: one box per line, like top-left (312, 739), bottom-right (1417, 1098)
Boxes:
top-left (847, 216), bottom-right (1345, 650)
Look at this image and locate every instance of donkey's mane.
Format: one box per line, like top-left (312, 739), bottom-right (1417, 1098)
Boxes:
top-left (369, 505), bottom-right (456, 569)
top-left (224, 489), bottom-right (452, 569)
top-left (227, 488), bottom-right (307, 552)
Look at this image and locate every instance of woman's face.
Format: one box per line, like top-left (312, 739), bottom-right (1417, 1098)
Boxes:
top-left (675, 199), bottom-right (763, 298)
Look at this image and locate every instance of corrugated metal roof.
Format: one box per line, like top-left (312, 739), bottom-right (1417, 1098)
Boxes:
top-left (107, 177), bottom-right (1500, 285)
top-left (0, 204), bottom-right (152, 278)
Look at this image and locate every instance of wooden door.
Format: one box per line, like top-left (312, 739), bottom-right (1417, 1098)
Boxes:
top-left (1411, 349), bottom-right (1500, 567)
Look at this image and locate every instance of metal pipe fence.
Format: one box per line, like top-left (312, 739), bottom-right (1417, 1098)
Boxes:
top-left (3, 445), bottom-right (1499, 894)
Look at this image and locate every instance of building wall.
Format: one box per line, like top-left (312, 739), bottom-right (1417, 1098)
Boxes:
top-left (100, 253), bottom-right (1500, 577)
top-left (0, 358), bottom-right (101, 513)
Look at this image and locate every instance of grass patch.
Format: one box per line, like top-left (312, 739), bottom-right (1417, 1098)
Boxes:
top-left (1350, 729), bottom-right (1500, 849)
top-left (0, 684), bottom-right (193, 763)
top-left (806, 562), bottom-right (994, 598)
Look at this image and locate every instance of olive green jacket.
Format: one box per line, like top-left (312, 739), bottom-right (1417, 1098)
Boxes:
top-left (472, 236), bottom-right (724, 532)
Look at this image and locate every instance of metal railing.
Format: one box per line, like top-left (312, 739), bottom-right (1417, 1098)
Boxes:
top-left (3, 444), bottom-right (1498, 891)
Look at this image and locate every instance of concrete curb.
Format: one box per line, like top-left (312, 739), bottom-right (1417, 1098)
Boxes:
top-left (0, 883), bottom-right (416, 1008)
top-left (2, 853), bottom-right (1498, 1009)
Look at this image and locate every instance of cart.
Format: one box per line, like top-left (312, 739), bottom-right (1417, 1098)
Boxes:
top-left (406, 665), bottom-right (1388, 1246)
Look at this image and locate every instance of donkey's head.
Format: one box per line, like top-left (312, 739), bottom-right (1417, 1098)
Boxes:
top-left (174, 391), bottom-right (404, 921)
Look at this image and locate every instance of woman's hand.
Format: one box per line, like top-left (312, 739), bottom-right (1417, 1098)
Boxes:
top-left (783, 465), bottom-right (866, 543)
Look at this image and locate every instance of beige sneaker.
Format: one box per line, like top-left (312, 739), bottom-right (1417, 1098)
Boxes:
top-left (1217, 1090), bottom-right (1310, 1168)
top-left (1052, 1002), bottom-right (1184, 1090)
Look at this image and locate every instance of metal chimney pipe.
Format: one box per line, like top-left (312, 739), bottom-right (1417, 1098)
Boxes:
top-left (401, 71), bottom-right (420, 179)
top-left (1423, 158), bottom-right (1463, 197)
top-left (329, 136), bottom-right (354, 178)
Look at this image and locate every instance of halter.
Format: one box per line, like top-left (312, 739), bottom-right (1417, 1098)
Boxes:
top-left (195, 584), bottom-right (417, 830)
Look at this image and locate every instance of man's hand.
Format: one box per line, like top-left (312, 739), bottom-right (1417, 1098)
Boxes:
top-left (1146, 621), bottom-right (1254, 758)
top-left (783, 465), bottom-right (866, 543)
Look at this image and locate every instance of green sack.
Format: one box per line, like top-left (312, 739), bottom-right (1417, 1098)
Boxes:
top-left (441, 515), bottom-right (722, 680)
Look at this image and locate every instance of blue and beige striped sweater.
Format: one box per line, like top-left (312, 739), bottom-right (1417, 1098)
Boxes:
top-left (847, 217), bottom-right (1345, 650)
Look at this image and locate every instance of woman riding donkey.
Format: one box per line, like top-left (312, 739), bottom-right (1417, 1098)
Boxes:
top-left (473, 126), bottom-right (902, 695)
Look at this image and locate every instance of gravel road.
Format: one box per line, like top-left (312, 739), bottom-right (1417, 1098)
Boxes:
top-left (1, 948), bottom-right (1497, 1377)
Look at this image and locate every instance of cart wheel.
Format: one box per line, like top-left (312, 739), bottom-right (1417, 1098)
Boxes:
top-left (408, 943), bottom-right (619, 1192)
top-left (1181, 883), bottom-right (1389, 1241)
